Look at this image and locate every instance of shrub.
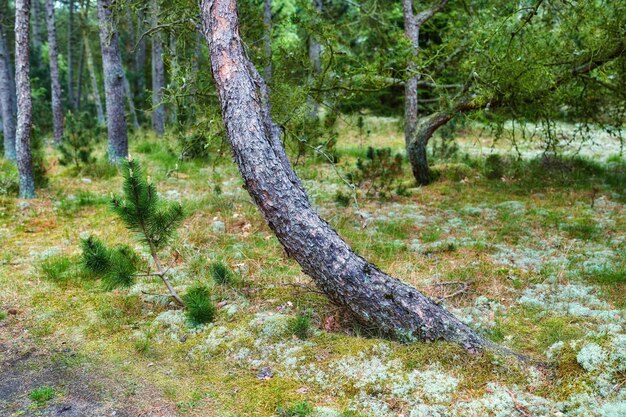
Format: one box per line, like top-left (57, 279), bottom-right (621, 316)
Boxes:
top-left (183, 285), bottom-right (216, 326)
top-left (58, 111), bottom-right (101, 170)
top-left (484, 154), bottom-right (505, 179)
top-left (0, 160), bottom-right (19, 196)
top-left (334, 191), bottom-right (351, 207)
top-left (288, 313), bottom-right (312, 340)
top-left (210, 261), bottom-right (237, 286)
top-left (349, 147), bottom-right (404, 199)
top-left (29, 386), bottom-right (55, 405)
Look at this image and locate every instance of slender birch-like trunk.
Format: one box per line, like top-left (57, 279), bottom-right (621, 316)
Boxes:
top-left (44, 0), bottom-right (63, 144)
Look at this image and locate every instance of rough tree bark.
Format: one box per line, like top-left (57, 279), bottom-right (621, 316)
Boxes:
top-left (262, 0), bottom-right (271, 84)
top-left (15, 0), bottom-right (35, 198)
top-left (97, 0), bottom-right (128, 162)
top-left (150, 0), bottom-right (165, 136)
top-left (44, 0), bottom-right (63, 145)
top-left (199, 0), bottom-right (495, 352)
top-left (307, 0), bottom-right (322, 119)
top-left (402, 0), bottom-right (447, 167)
top-left (0, 4), bottom-right (16, 160)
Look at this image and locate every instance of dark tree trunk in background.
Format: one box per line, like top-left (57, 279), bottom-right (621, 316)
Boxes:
top-left (199, 0), bottom-right (493, 352)
top-left (169, 34), bottom-right (178, 124)
top-left (30, 0), bottom-right (43, 55)
top-left (0, 5), bottom-right (16, 160)
top-left (15, 0), bottom-right (35, 198)
top-left (123, 69), bottom-right (140, 129)
top-left (402, 0), bottom-right (448, 179)
top-left (44, 0), bottom-right (63, 145)
top-left (150, 0), bottom-right (165, 136)
top-left (307, 0), bottom-right (322, 118)
top-left (67, 0), bottom-right (75, 109)
top-left (76, 41), bottom-right (85, 109)
top-left (262, 0), bottom-right (271, 84)
top-left (97, 0), bottom-right (128, 162)
top-left (134, 7), bottom-right (146, 102)
top-left (85, 35), bottom-right (105, 124)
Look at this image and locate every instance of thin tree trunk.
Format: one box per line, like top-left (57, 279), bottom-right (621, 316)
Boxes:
top-left (30, 0), bottom-right (43, 55)
top-left (134, 7), bottom-right (146, 101)
top-left (76, 41), bottom-right (85, 109)
top-left (307, 0), bottom-right (322, 119)
top-left (84, 34), bottom-right (104, 124)
top-left (189, 30), bottom-right (201, 105)
top-left (15, 0), bottom-right (35, 198)
top-left (262, 0), bottom-right (271, 84)
top-left (44, 0), bottom-right (63, 145)
top-left (402, 0), bottom-right (419, 145)
top-left (150, 0), bottom-right (165, 136)
top-left (67, 0), bottom-right (75, 109)
top-left (169, 34), bottom-right (178, 124)
top-left (199, 0), bottom-right (495, 352)
top-left (123, 69), bottom-right (139, 129)
top-left (0, 5), bottom-right (16, 160)
top-left (97, 0), bottom-right (128, 162)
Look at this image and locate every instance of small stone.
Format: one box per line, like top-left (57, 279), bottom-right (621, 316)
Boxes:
top-left (81, 177), bottom-right (92, 184)
top-left (256, 367), bottom-right (273, 380)
top-left (8, 308), bottom-right (18, 315)
top-left (180, 335), bottom-right (187, 343)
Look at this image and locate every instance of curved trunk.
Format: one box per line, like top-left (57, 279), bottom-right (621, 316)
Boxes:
top-left (97, 0), bottom-right (128, 162)
top-left (15, 0), bottom-right (35, 198)
top-left (199, 0), bottom-right (494, 352)
top-left (44, 0), bottom-right (63, 145)
top-left (408, 110), bottom-right (455, 185)
top-left (0, 6), bottom-right (16, 160)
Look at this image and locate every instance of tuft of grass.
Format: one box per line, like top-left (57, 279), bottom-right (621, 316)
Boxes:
top-left (288, 313), bottom-right (312, 340)
top-left (40, 255), bottom-right (81, 286)
top-left (276, 401), bottom-right (313, 417)
top-left (0, 310), bottom-right (6, 321)
top-left (560, 217), bottom-right (601, 240)
top-left (29, 386), bottom-right (55, 405)
top-left (183, 285), bottom-right (216, 326)
top-left (210, 261), bottom-right (237, 286)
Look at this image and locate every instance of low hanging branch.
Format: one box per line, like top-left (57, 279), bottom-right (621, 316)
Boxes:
top-left (199, 0), bottom-right (521, 356)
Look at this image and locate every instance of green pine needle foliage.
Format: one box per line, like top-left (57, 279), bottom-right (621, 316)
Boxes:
top-left (183, 286), bottom-right (216, 326)
top-left (210, 261), bottom-right (236, 286)
top-left (110, 157), bottom-right (185, 250)
top-left (80, 236), bottom-right (138, 290)
top-left (58, 111), bottom-right (100, 170)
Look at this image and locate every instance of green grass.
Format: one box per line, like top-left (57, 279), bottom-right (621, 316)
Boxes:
top-left (276, 401), bottom-right (313, 417)
top-left (0, 310), bottom-right (6, 321)
top-left (29, 386), bottom-right (56, 405)
top-left (288, 313), bottom-right (312, 340)
top-left (40, 255), bottom-right (81, 286)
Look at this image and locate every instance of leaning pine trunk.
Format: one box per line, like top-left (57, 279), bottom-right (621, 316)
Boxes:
top-left (15, 0), bottom-right (35, 198)
top-left (199, 0), bottom-right (493, 352)
top-left (96, 0), bottom-right (128, 162)
top-left (0, 6), bottom-right (16, 160)
top-left (44, 0), bottom-right (63, 145)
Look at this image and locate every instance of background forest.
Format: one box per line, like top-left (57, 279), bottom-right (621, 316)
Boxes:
top-left (0, 0), bottom-right (625, 416)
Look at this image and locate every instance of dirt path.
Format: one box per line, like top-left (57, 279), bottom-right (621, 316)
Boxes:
top-left (0, 315), bottom-right (179, 417)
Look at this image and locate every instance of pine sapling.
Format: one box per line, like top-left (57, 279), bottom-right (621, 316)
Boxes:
top-left (108, 156), bottom-right (186, 306)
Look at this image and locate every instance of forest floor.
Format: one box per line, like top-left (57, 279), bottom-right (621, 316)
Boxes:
top-left (1, 117), bottom-right (625, 417)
